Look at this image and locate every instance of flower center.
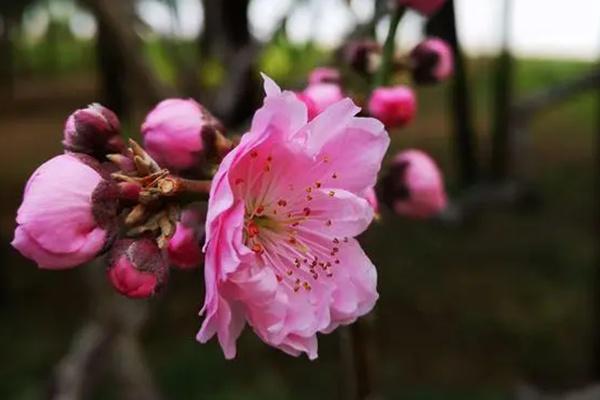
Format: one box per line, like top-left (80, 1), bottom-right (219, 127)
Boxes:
top-left (233, 149), bottom-right (350, 293)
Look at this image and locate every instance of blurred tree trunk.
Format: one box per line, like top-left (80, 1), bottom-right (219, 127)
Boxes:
top-left (593, 58), bottom-right (600, 379)
top-left (83, 0), bottom-right (171, 116)
top-left (490, 0), bottom-right (514, 181)
top-left (426, 0), bottom-right (479, 187)
top-left (96, 16), bottom-right (129, 118)
top-left (201, 0), bottom-right (261, 125)
top-left (0, 14), bottom-right (15, 100)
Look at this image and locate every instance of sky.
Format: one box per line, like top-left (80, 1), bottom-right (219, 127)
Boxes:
top-left (23, 0), bottom-right (600, 61)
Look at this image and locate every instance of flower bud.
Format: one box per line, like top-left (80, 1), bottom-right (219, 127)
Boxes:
top-left (308, 67), bottom-right (341, 85)
top-left (167, 204), bottom-right (205, 270)
top-left (382, 149), bottom-right (447, 219)
top-left (398, 0), bottom-right (446, 16)
top-left (410, 38), bottom-right (453, 84)
top-left (142, 98), bottom-right (225, 172)
top-left (296, 83), bottom-right (345, 120)
top-left (367, 86), bottom-right (416, 129)
top-left (341, 40), bottom-right (381, 75)
top-left (63, 103), bottom-right (124, 158)
top-left (107, 239), bottom-right (169, 298)
top-left (12, 154), bottom-right (119, 269)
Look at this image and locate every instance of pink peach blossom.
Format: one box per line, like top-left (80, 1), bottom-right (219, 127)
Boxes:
top-left (410, 37), bottom-right (454, 84)
top-left (296, 83), bottom-right (345, 120)
top-left (387, 149), bottom-right (447, 218)
top-left (363, 187), bottom-right (379, 216)
top-left (168, 205), bottom-right (205, 270)
top-left (308, 67), bottom-right (340, 85)
top-left (367, 86), bottom-right (416, 129)
top-left (197, 75), bottom-right (389, 359)
top-left (399, 0), bottom-right (446, 15)
top-left (12, 154), bottom-right (115, 269)
top-left (142, 98), bottom-right (223, 171)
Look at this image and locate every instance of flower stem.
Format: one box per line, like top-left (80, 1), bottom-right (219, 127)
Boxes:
top-left (373, 5), bottom-right (405, 88)
top-left (158, 176), bottom-right (211, 196)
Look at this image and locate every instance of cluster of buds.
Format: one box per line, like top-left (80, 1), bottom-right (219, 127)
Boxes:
top-left (11, 71), bottom-right (447, 359)
top-left (12, 101), bottom-right (230, 298)
top-left (331, 0), bottom-right (453, 131)
top-left (291, 0), bottom-right (451, 219)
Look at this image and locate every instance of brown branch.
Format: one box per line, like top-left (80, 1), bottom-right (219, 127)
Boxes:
top-left (513, 67), bottom-right (600, 120)
top-left (49, 264), bottom-right (162, 400)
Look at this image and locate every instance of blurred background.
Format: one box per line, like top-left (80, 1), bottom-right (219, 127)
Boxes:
top-left (1, 0), bottom-right (599, 399)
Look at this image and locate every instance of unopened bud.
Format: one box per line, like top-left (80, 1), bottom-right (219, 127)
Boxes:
top-left (410, 38), bottom-right (454, 85)
top-left (63, 103), bottom-right (124, 159)
top-left (167, 204), bottom-right (205, 270)
top-left (398, 0), bottom-right (446, 16)
top-left (107, 239), bottom-right (169, 298)
top-left (142, 98), bottom-right (226, 171)
top-left (308, 67), bottom-right (341, 85)
top-left (381, 149), bottom-right (447, 219)
top-left (296, 83), bottom-right (345, 120)
top-left (367, 86), bottom-right (416, 129)
top-left (341, 40), bottom-right (381, 75)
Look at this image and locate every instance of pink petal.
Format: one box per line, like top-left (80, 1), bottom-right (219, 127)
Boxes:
top-left (16, 155), bottom-right (103, 254)
top-left (315, 117), bottom-right (389, 194)
top-left (12, 226), bottom-right (103, 269)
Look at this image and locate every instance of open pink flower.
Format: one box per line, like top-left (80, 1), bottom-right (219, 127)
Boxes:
top-left (363, 187), bottom-right (379, 217)
top-left (197, 75), bottom-right (389, 359)
top-left (12, 154), bottom-right (117, 269)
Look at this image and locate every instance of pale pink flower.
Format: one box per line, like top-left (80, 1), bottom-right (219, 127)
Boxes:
top-left (308, 67), bottom-right (340, 85)
top-left (142, 98), bottom-right (223, 171)
top-left (367, 86), bottom-right (416, 129)
top-left (296, 83), bottom-right (345, 120)
top-left (167, 204), bottom-right (205, 270)
top-left (385, 149), bottom-right (447, 218)
top-left (363, 187), bottom-right (379, 216)
top-left (197, 75), bottom-right (389, 359)
top-left (410, 38), bottom-right (454, 84)
top-left (12, 154), bottom-right (117, 269)
top-left (107, 239), bottom-right (169, 298)
top-left (399, 0), bottom-right (446, 16)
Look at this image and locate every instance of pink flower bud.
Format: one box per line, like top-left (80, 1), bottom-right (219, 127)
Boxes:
top-left (142, 98), bottom-right (224, 171)
top-left (296, 83), bottom-right (345, 120)
top-left (383, 149), bottom-right (447, 219)
top-left (367, 86), bottom-right (416, 129)
top-left (308, 67), bottom-right (341, 85)
top-left (12, 154), bottom-right (119, 269)
top-left (107, 239), bottom-right (169, 298)
top-left (399, 0), bottom-right (446, 16)
top-left (167, 205), bottom-right (205, 270)
top-left (341, 40), bottom-right (381, 75)
top-left (410, 38), bottom-right (454, 84)
top-left (63, 103), bottom-right (124, 158)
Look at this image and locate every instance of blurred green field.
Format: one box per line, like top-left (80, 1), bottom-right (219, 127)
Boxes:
top-left (0, 36), bottom-right (598, 399)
